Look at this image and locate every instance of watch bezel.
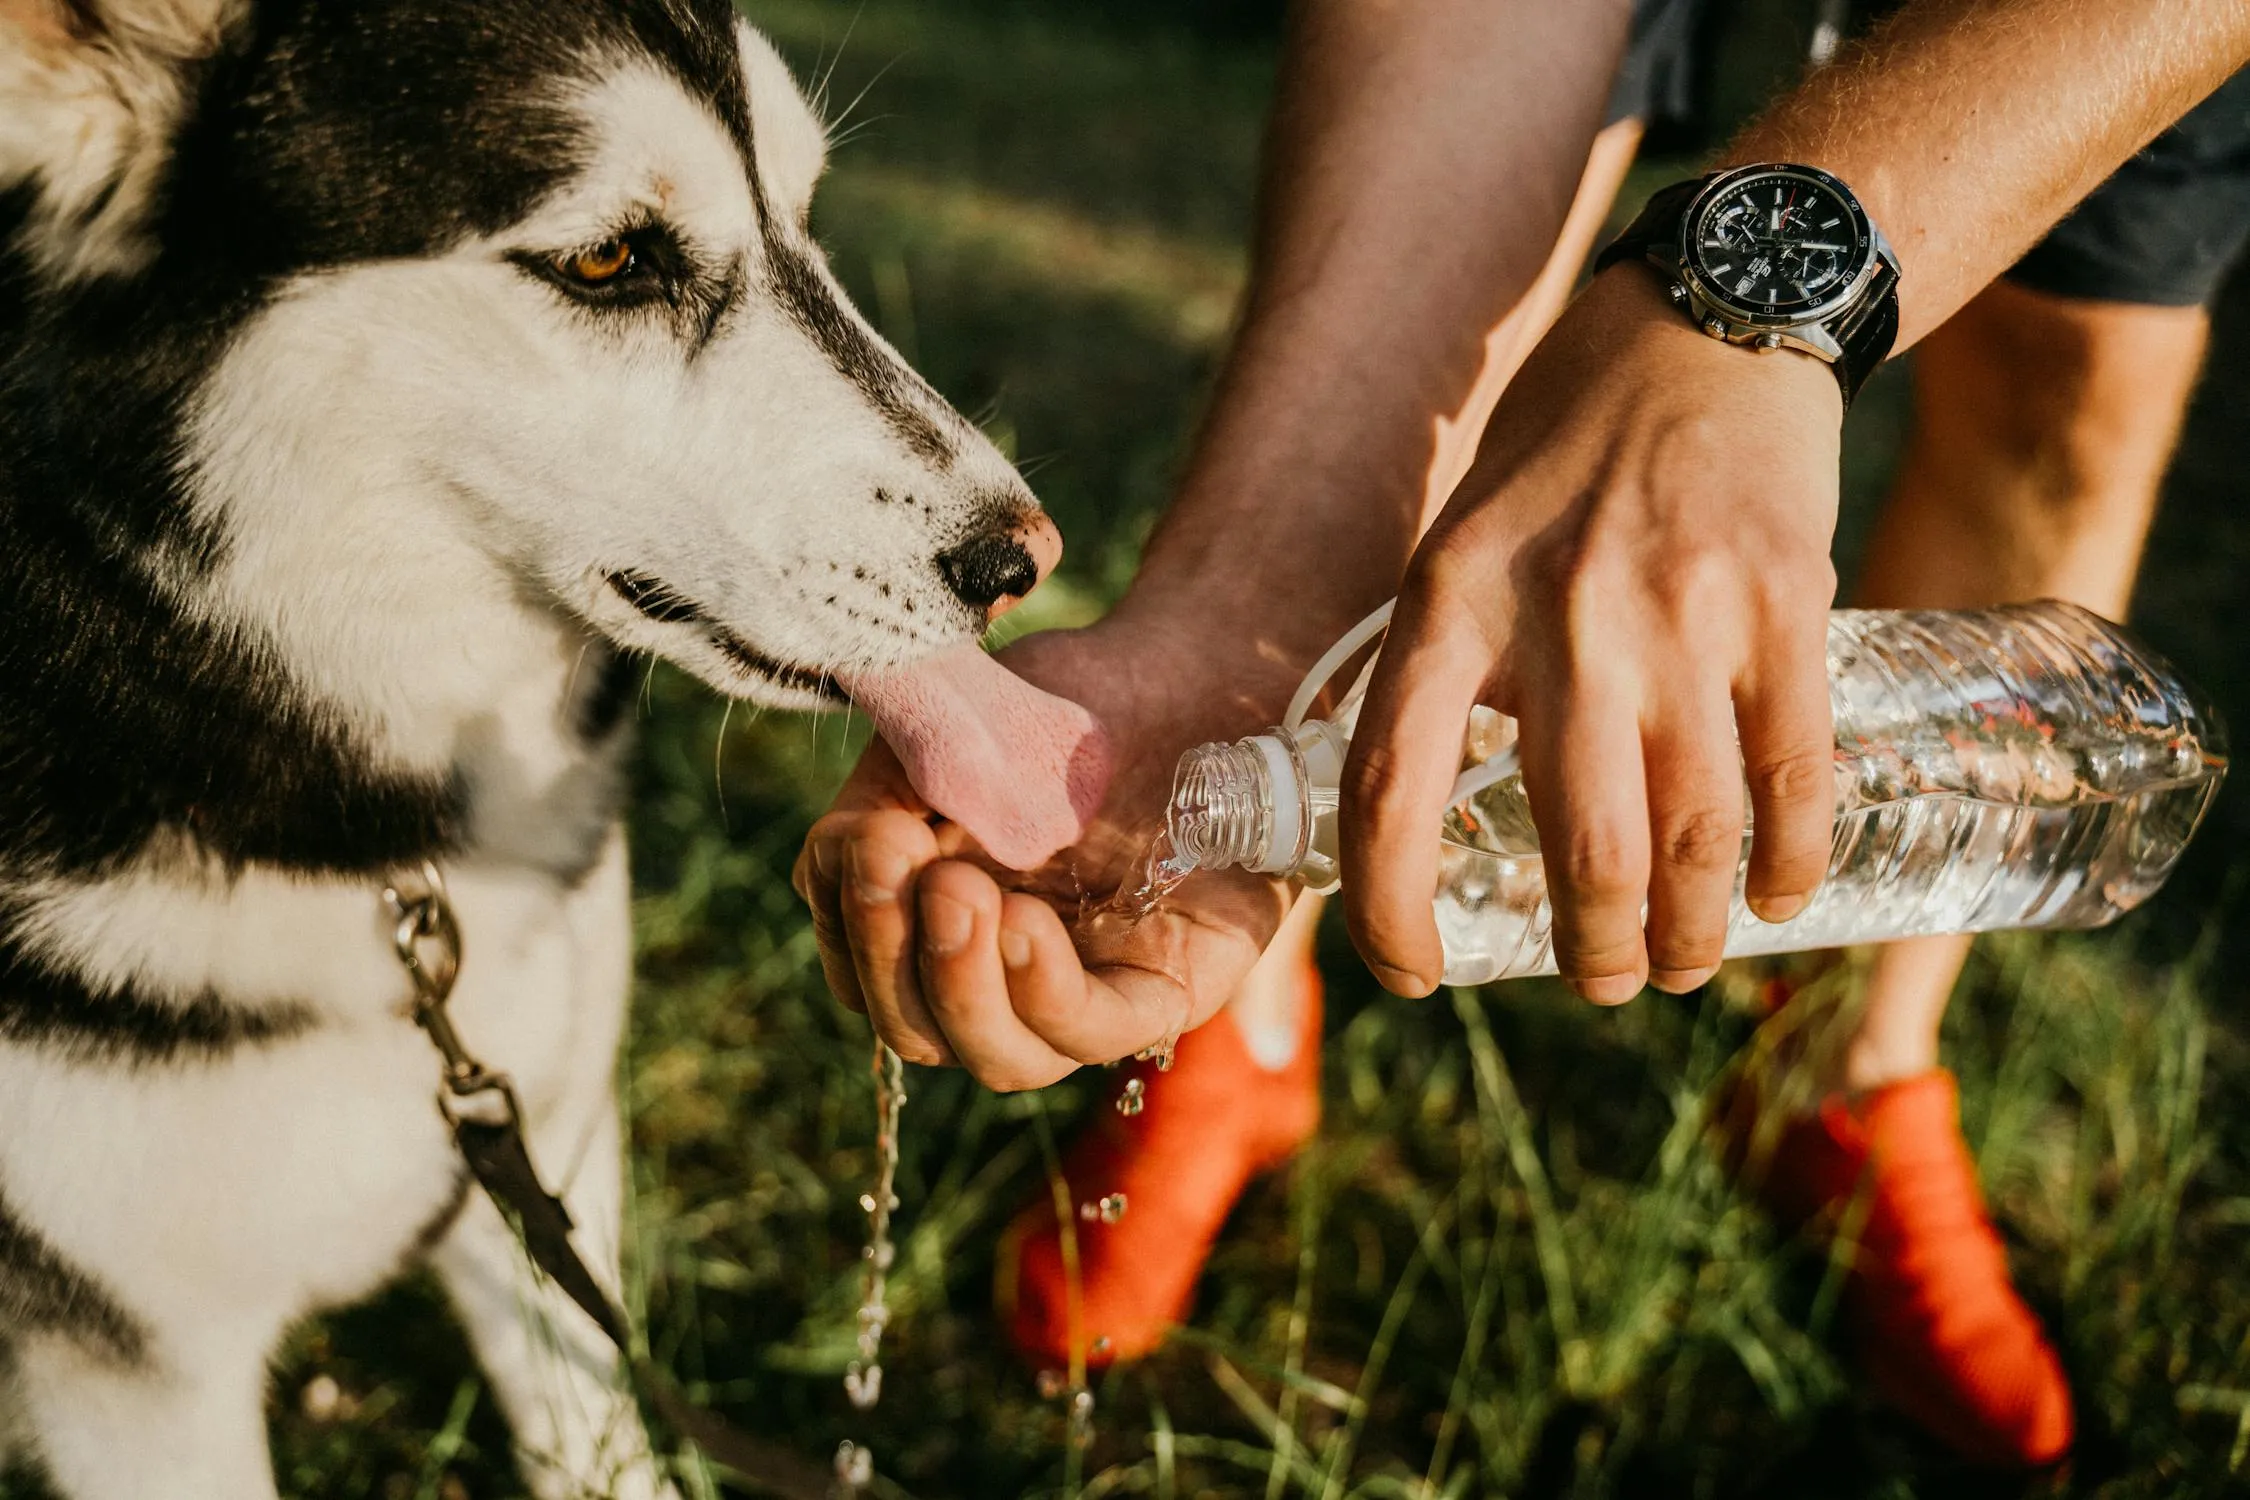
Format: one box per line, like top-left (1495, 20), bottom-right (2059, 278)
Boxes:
top-left (1674, 163), bottom-right (1879, 331)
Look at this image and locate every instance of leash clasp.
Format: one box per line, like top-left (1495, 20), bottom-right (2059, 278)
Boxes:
top-left (383, 861), bottom-right (522, 1132)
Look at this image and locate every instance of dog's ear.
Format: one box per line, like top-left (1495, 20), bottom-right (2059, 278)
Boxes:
top-left (3, 0), bottom-right (229, 58)
top-left (0, 0), bottom-right (80, 51)
top-left (0, 0), bottom-right (235, 278)
top-left (736, 21), bottom-right (827, 226)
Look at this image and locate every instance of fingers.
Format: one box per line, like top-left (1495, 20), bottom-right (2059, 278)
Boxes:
top-left (1639, 677), bottom-right (1745, 994)
top-left (1736, 612), bottom-right (1836, 922)
top-left (794, 821), bottom-right (865, 1014)
top-left (1339, 580), bottom-right (1491, 997)
top-left (836, 810), bottom-right (959, 1067)
top-left (795, 736), bottom-right (930, 1017)
top-left (914, 873), bottom-right (1260, 1088)
top-left (1516, 676), bottom-right (1653, 1005)
top-left (912, 866), bottom-right (1079, 1090)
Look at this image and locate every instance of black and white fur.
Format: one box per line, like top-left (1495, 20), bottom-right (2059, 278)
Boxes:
top-left (0, 1), bottom-right (1051, 1494)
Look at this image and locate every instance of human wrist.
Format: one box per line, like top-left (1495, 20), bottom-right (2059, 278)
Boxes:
top-left (1583, 256), bottom-right (1848, 418)
top-left (1115, 529), bottom-right (1401, 689)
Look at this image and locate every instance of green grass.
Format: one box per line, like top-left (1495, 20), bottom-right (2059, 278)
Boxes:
top-left (25, 2), bottom-right (2250, 1496)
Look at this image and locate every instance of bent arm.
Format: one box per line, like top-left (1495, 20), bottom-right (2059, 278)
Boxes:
top-left (1339, 0), bottom-right (2250, 1002)
top-left (1116, 0), bottom-right (1634, 667)
top-left (1727, 0), bottom-right (2250, 346)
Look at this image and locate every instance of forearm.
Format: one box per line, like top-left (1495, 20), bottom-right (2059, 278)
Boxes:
top-left (1120, 0), bottom-right (1632, 662)
top-left (1728, 0), bottom-right (2250, 348)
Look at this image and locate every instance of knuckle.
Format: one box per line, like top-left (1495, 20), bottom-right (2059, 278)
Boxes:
top-left (1753, 547), bottom-right (1835, 605)
top-left (1341, 739), bottom-right (1414, 824)
top-left (1404, 532), bottom-right (1475, 600)
top-left (1655, 547), bottom-right (1730, 617)
top-left (1748, 748), bottom-right (1833, 818)
top-left (1654, 805), bottom-right (1740, 871)
top-left (1556, 825), bottom-right (1643, 903)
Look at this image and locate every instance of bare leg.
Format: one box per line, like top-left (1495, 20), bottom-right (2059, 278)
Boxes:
top-left (1839, 279), bottom-right (2208, 1090)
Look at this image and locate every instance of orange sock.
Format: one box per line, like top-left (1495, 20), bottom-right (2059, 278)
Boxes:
top-left (1750, 1070), bottom-right (2073, 1468)
top-left (998, 961), bottom-right (1323, 1370)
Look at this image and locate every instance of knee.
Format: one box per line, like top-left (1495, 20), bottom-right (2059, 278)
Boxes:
top-left (1915, 280), bottom-right (2208, 515)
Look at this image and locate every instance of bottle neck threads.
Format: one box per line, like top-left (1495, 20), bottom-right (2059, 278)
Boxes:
top-left (1168, 736), bottom-right (1298, 874)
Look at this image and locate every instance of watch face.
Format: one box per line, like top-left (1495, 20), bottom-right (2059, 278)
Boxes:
top-left (1682, 167), bottom-right (1874, 325)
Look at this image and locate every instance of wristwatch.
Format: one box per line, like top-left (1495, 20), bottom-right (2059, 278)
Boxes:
top-left (1595, 162), bottom-right (1901, 410)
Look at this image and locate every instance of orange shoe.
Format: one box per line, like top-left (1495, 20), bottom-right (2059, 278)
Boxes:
top-left (998, 961), bottom-right (1323, 1370)
top-left (1749, 1070), bottom-right (2074, 1468)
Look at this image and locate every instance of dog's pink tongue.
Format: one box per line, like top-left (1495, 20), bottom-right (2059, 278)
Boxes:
top-left (842, 646), bottom-right (1113, 870)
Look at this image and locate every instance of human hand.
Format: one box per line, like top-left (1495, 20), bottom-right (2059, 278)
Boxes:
top-left (792, 604), bottom-right (1306, 1088)
top-left (1340, 266), bottom-right (1844, 1002)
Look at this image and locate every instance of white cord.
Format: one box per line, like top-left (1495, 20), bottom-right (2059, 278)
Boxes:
top-left (1446, 744), bottom-right (1522, 809)
top-left (1284, 599), bottom-right (1395, 731)
top-left (1280, 597), bottom-right (1522, 808)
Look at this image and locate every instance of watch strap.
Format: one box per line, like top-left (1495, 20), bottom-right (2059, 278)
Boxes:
top-left (1592, 176), bottom-right (1703, 277)
top-left (1825, 251), bottom-right (1899, 409)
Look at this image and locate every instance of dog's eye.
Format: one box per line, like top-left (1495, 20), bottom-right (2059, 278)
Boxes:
top-left (559, 238), bottom-right (635, 286)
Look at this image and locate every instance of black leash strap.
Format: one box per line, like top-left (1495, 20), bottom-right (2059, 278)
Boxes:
top-left (384, 868), bottom-right (835, 1500)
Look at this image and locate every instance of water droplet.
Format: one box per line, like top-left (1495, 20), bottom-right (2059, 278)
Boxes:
top-left (299, 1374), bottom-right (344, 1423)
top-left (1091, 1335), bottom-right (1112, 1356)
top-left (833, 1440), bottom-right (874, 1489)
top-left (1135, 1033), bottom-right (1180, 1071)
top-left (858, 1193), bottom-right (878, 1214)
top-left (844, 1361), bottom-right (883, 1410)
top-left (1116, 1078), bottom-right (1146, 1117)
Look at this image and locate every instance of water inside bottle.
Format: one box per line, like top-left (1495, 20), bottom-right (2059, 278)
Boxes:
top-left (1150, 604), bottom-right (2226, 989)
top-left (1430, 607), bottom-right (2227, 984)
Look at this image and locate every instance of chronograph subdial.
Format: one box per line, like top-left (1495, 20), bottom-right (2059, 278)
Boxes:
top-left (1778, 239), bottom-right (1846, 293)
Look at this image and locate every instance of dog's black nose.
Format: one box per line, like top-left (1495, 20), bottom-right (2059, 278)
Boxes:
top-left (938, 531), bottom-right (1040, 610)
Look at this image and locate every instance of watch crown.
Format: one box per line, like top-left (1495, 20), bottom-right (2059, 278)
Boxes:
top-left (1755, 332), bottom-right (1784, 351)
top-left (1667, 281), bottom-right (1689, 305)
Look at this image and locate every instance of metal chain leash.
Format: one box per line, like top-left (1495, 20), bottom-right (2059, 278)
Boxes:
top-left (378, 862), bottom-right (838, 1500)
top-left (381, 862), bottom-right (522, 1133)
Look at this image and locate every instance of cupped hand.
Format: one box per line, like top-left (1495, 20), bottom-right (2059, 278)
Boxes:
top-left (791, 608), bottom-right (1304, 1090)
top-left (1341, 267), bottom-right (1844, 1003)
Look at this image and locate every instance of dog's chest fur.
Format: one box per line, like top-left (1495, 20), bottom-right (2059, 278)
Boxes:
top-left (0, 700), bottom-right (638, 1355)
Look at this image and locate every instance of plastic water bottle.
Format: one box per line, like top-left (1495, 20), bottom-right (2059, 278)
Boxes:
top-left (1162, 601), bottom-right (2228, 986)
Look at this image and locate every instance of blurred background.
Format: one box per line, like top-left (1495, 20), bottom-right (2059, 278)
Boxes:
top-left (247, 1), bottom-right (2250, 1496)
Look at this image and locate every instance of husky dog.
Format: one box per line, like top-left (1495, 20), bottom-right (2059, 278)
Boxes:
top-left (0, 0), bottom-right (1056, 1494)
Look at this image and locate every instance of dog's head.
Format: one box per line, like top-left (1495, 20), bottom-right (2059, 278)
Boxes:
top-left (0, 0), bottom-right (1055, 712)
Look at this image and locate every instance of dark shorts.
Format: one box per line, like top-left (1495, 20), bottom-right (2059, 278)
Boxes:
top-left (1608, 0), bottom-right (2250, 307)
